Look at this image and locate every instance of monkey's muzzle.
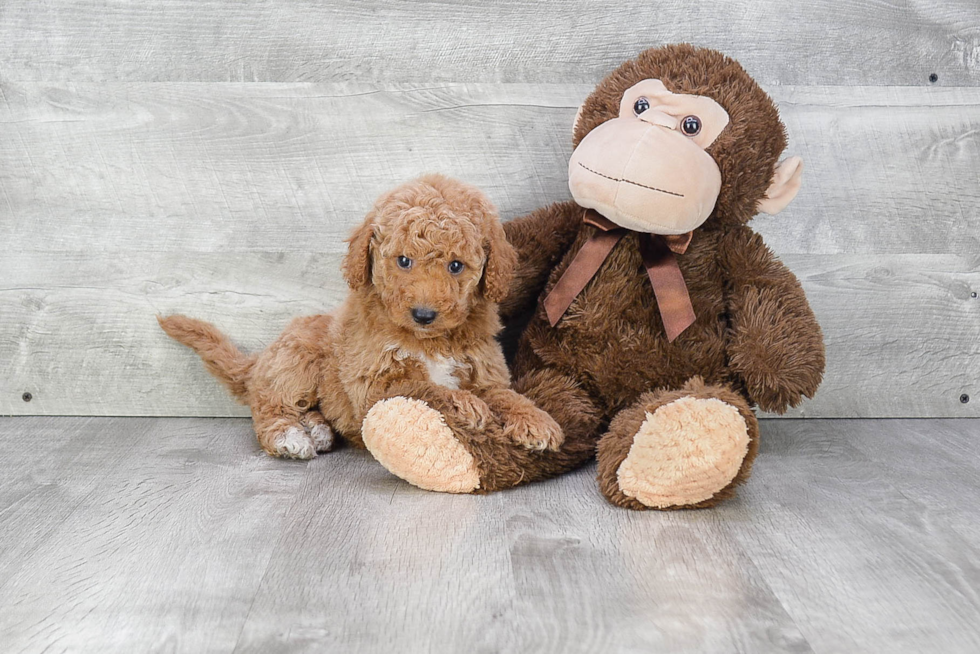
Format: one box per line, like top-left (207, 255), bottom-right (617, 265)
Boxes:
top-left (568, 118), bottom-right (721, 235)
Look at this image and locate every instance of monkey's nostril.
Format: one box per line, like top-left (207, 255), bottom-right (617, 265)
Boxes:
top-left (411, 307), bottom-right (437, 325)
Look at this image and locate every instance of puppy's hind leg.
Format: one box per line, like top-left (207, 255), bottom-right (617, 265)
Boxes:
top-left (248, 313), bottom-right (333, 460)
top-left (253, 410), bottom-right (318, 460)
top-left (300, 410), bottom-right (336, 453)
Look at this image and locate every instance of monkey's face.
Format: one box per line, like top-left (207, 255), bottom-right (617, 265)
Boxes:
top-left (568, 79), bottom-right (730, 235)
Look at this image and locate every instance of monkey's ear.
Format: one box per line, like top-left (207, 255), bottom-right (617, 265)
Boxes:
top-left (573, 102), bottom-right (585, 134)
top-left (481, 218), bottom-right (517, 304)
top-left (342, 217), bottom-right (375, 290)
top-left (758, 156), bottom-right (804, 215)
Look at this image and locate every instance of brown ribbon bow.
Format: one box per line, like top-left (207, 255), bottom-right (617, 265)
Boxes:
top-left (543, 209), bottom-right (696, 342)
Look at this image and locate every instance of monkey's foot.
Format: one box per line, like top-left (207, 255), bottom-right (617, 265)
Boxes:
top-left (598, 380), bottom-right (758, 510)
top-left (618, 397), bottom-right (749, 508)
top-left (361, 397), bottom-right (481, 493)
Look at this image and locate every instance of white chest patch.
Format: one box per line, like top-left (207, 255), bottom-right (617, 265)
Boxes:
top-left (422, 354), bottom-right (461, 390)
top-left (383, 345), bottom-right (461, 390)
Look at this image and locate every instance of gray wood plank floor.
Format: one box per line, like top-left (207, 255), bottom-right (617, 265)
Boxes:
top-left (1, 418), bottom-right (978, 653)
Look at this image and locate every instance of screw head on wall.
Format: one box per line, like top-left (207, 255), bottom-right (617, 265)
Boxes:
top-left (22, 392), bottom-right (32, 402)
top-left (929, 73), bottom-right (939, 83)
top-left (961, 394), bottom-right (971, 404)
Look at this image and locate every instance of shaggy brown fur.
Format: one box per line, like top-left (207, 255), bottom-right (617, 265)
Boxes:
top-left (159, 175), bottom-right (560, 460)
top-left (502, 45), bottom-right (824, 507)
top-left (386, 45), bottom-right (824, 507)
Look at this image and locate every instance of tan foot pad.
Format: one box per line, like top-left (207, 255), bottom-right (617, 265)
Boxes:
top-left (617, 397), bottom-right (749, 508)
top-left (362, 397), bottom-right (480, 494)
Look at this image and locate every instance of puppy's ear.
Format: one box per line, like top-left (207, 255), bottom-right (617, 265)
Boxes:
top-left (342, 216), bottom-right (375, 290)
top-left (481, 217), bottom-right (517, 304)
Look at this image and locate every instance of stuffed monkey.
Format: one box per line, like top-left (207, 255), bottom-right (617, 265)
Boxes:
top-left (361, 45), bottom-right (824, 509)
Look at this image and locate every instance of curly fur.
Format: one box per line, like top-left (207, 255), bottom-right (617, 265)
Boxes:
top-left (159, 175), bottom-right (553, 459)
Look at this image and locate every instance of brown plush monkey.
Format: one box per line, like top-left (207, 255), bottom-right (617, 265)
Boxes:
top-left (361, 45), bottom-right (825, 509)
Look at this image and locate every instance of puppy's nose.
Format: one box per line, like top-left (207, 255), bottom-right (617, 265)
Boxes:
top-left (411, 307), bottom-right (438, 325)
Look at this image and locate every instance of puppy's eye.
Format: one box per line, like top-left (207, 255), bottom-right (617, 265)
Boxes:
top-left (681, 115), bottom-right (701, 136)
top-left (633, 97), bottom-right (650, 116)
top-left (448, 260), bottom-right (464, 275)
top-left (396, 255), bottom-right (412, 270)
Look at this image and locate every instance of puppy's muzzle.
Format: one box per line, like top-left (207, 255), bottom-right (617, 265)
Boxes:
top-left (411, 307), bottom-right (438, 325)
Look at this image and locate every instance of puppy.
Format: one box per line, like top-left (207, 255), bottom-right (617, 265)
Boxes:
top-left (159, 175), bottom-right (562, 460)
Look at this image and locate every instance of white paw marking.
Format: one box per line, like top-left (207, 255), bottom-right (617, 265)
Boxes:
top-left (310, 424), bottom-right (335, 452)
top-left (275, 427), bottom-right (316, 459)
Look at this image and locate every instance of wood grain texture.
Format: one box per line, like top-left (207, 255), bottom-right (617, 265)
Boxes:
top-left (2, 83), bottom-right (978, 256)
top-left (2, 416), bottom-right (980, 653)
top-left (722, 419), bottom-right (980, 653)
top-left (782, 253), bottom-right (980, 419)
top-left (234, 457), bottom-right (814, 654)
top-left (0, 417), bottom-right (135, 586)
top-left (487, 475), bottom-right (812, 653)
top-left (1, 0), bottom-right (978, 85)
top-left (0, 417), bottom-right (309, 653)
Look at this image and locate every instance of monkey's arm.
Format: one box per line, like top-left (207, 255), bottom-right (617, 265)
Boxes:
top-left (720, 227), bottom-right (825, 414)
top-left (500, 200), bottom-right (583, 321)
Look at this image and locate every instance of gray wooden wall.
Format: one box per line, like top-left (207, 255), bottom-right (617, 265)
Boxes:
top-left (1, 1), bottom-right (978, 418)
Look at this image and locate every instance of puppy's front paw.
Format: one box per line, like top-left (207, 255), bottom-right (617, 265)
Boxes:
top-left (505, 409), bottom-right (564, 452)
top-left (448, 393), bottom-right (492, 430)
top-left (268, 426), bottom-right (317, 460)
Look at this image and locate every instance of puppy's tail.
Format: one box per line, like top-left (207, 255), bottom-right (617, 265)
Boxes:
top-left (157, 314), bottom-right (256, 402)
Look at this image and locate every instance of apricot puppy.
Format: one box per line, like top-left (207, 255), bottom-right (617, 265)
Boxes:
top-left (159, 175), bottom-right (562, 474)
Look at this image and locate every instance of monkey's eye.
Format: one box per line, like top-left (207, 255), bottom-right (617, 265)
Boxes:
top-left (681, 115), bottom-right (702, 136)
top-left (396, 255), bottom-right (412, 270)
top-left (448, 260), bottom-right (465, 275)
top-left (633, 97), bottom-right (650, 116)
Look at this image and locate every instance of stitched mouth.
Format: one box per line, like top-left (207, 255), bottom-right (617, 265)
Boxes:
top-left (577, 163), bottom-right (684, 198)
